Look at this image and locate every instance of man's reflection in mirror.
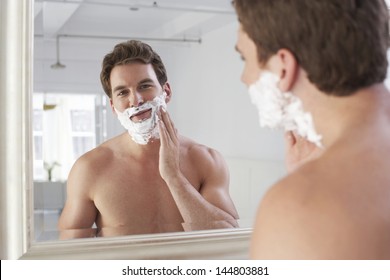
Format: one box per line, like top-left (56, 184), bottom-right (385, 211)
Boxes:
top-left (58, 40), bottom-right (239, 239)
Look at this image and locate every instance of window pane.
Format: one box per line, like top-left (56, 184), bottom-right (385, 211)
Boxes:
top-left (33, 110), bottom-right (43, 131)
top-left (73, 136), bottom-right (94, 159)
top-left (71, 110), bottom-right (94, 132)
top-left (34, 135), bottom-right (43, 161)
top-left (34, 160), bottom-right (44, 181)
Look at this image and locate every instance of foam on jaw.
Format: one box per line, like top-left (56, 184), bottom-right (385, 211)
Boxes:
top-left (248, 72), bottom-right (323, 147)
top-left (115, 93), bottom-right (167, 145)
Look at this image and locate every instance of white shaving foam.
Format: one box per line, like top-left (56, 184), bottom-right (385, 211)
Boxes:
top-left (248, 72), bottom-right (323, 147)
top-left (115, 93), bottom-right (167, 145)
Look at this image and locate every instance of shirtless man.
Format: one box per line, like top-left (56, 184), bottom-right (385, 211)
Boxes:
top-left (234, 0), bottom-right (390, 259)
top-left (58, 40), bottom-right (238, 238)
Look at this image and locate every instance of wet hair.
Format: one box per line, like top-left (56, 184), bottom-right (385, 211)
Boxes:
top-left (234, 0), bottom-right (390, 96)
top-left (100, 40), bottom-right (168, 98)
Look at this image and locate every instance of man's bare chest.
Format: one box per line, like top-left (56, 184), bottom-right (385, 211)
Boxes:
top-left (91, 162), bottom-right (198, 233)
top-left (94, 166), bottom-right (177, 211)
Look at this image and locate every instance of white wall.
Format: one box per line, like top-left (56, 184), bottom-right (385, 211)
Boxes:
top-left (34, 22), bottom-right (286, 225)
top-left (166, 22), bottom-right (285, 161)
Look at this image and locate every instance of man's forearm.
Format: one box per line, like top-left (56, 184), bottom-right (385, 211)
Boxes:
top-left (164, 172), bottom-right (238, 230)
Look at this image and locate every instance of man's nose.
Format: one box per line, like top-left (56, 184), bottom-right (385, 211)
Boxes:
top-left (129, 92), bottom-right (144, 107)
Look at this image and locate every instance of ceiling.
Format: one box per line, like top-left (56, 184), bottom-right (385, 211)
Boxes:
top-left (34, 0), bottom-right (237, 42)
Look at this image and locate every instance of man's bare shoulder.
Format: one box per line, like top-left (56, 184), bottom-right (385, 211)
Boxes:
top-left (70, 133), bottom-right (126, 177)
top-left (178, 135), bottom-right (229, 189)
top-left (251, 161), bottom-right (338, 259)
top-left (252, 154), bottom-right (390, 259)
top-left (178, 135), bottom-right (224, 164)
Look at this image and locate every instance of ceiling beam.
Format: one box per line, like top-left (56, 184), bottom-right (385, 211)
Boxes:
top-left (147, 12), bottom-right (215, 38)
top-left (34, 2), bottom-right (43, 18)
top-left (42, 2), bottom-right (82, 37)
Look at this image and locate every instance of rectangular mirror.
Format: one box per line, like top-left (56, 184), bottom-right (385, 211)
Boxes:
top-left (0, 0), bottom-right (285, 259)
top-left (32, 0), bottom-right (287, 243)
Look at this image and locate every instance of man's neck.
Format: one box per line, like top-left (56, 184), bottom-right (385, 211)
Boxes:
top-left (121, 132), bottom-right (162, 159)
top-left (300, 83), bottom-right (390, 148)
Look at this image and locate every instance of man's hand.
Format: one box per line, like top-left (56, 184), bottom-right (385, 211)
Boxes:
top-left (157, 107), bottom-right (181, 182)
top-left (285, 131), bottom-right (323, 172)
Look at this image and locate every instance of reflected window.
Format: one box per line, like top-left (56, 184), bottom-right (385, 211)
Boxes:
top-left (33, 93), bottom-right (98, 181)
top-left (33, 109), bottom-right (44, 179)
top-left (70, 109), bottom-right (96, 159)
top-left (72, 136), bottom-right (94, 159)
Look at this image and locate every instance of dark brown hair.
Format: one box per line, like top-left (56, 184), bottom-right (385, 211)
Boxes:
top-left (234, 0), bottom-right (390, 96)
top-left (100, 40), bottom-right (168, 98)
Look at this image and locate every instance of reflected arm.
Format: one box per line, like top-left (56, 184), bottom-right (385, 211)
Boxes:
top-left (168, 151), bottom-right (239, 231)
top-left (57, 157), bottom-right (98, 239)
top-left (158, 109), bottom-right (239, 230)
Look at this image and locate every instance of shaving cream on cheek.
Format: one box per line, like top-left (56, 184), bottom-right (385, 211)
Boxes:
top-left (248, 71), bottom-right (323, 147)
top-left (114, 93), bottom-right (167, 145)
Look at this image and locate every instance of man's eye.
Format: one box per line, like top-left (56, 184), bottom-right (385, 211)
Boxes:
top-left (139, 84), bottom-right (152, 90)
top-left (117, 91), bottom-right (128, 96)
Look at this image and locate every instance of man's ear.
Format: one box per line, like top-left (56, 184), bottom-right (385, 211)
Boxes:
top-left (274, 48), bottom-right (299, 92)
top-left (109, 98), bottom-right (117, 115)
top-left (163, 82), bottom-right (172, 103)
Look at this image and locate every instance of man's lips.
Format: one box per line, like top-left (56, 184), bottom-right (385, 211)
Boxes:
top-left (130, 108), bottom-right (152, 122)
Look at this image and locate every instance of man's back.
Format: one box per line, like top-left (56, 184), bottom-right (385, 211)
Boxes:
top-left (251, 85), bottom-right (390, 259)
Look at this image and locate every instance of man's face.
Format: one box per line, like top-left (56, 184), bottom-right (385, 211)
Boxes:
top-left (235, 25), bottom-right (262, 86)
top-left (110, 62), bottom-right (166, 122)
top-left (235, 25), bottom-right (324, 147)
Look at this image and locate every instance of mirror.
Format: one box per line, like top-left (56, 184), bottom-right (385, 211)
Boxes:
top-left (32, 0), bottom-right (287, 242)
top-left (0, 0), bottom-right (287, 259)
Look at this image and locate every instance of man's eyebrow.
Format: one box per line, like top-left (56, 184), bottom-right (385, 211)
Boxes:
top-left (112, 85), bottom-right (126, 93)
top-left (138, 78), bottom-right (154, 84)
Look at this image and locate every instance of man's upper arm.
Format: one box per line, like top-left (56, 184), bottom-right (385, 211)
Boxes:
top-left (250, 175), bottom-right (341, 259)
top-left (250, 180), bottom-right (313, 259)
top-left (198, 148), bottom-right (239, 220)
top-left (58, 157), bottom-right (97, 232)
